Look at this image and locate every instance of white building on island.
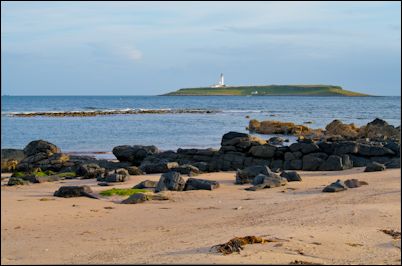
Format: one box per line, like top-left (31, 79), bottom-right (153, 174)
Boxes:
top-left (211, 73), bottom-right (225, 88)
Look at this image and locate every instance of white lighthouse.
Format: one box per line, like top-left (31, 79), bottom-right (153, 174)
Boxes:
top-left (211, 73), bottom-right (225, 88)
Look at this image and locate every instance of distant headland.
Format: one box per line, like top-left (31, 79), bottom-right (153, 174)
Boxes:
top-left (163, 74), bottom-right (370, 96)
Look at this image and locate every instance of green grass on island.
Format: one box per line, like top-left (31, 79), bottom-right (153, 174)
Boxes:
top-left (163, 85), bottom-right (369, 96)
top-left (99, 188), bottom-right (150, 197)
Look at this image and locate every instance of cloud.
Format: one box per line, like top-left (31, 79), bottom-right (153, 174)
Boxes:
top-left (215, 25), bottom-right (350, 36)
top-left (118, 45), bottom-right (143, 61)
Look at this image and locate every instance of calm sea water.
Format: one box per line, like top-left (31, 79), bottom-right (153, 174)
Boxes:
top-left (1, 96), bottom-right (400, 154)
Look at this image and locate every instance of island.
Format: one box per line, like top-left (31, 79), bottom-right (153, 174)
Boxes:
top-left (163, 85), bottom-right (369, 96)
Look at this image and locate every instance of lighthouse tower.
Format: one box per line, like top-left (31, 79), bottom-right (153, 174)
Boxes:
top-left (211, 73), bottom-right (225, 88)
top-left (219, 73), bottom-right (224, 86)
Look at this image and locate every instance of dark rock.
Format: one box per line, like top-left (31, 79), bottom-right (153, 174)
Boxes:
top-left (184, 178), bottom-right (220, 191)
top-left (344, 179), bottom-right (368, 188)
top-left (155, 171), bottom-right (186, 192)
top-left (322, 179), bottom-right (347, 192)
top-left (249, 145), bottom-right (276, 158)
top-left (358, 144), bottom-right (394, 156)
top-left (370, 156), bottom-right (393, 164)
top-left (133, 180), bottom-right (158, 189)
top-left (300, 143), bottom-right (320, 154)
top-left (289, 143), bottom-right (303, 152)
top-left (23, 140), bottom-right (60, 157)
top-left (54, 185), bottom-right (98, 199)
top-left (127, 166), bottom-right (144, 175)
top-left (283, 159), bottom-right (303, 170)
top-left (280, 171), bottom-right (302, 182)
top-left (7, 177), bottom-right (29, 186)
top-left (384, 158), bottom-right (400, 169)
top-left (112, 145), bottom-right (159, 165)
top-left (318, 155), bottom-right (341, 171)
top-left (332, 141), bottom-right (359, 155)
top-left (384, 141), bottom-right (400, 156)
top-left (317, 141), bottom-right (334, 154)
top-left (171, 164), bottom-right (200, 176)
top-left (76, 164), bottom-right (105, 179)
top-left (349, 155), bottom-right (371, 167)
top-left (302, 153), bottom-right (328, 171)
top-left (364, 162), bottom-right (386, 172)
top-left (192, 162), bottom-right (209, 172)
top-left (284, 152), bottom-right (295, 161)
top-left (103, 173), bottom-right (129, 183)
top-left (270, 159), bottom-right (283, 172)
top-left (121, 193), bottom-right (151, 204)
top-left (140, 161), bottom-right (179, 174)
top-left (221, 132), bottom-right (249, 145)
top-left (245, 175), bottom-right (287, 191)
top-left (235, 165), bottom-right (273, 184)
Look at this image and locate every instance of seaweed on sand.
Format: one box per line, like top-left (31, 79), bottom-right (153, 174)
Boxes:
top-left (210, 236), bottom-right (274, 255)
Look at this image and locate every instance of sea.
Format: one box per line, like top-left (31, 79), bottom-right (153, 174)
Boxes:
top-left (1, 96), bottom-right (400, 158)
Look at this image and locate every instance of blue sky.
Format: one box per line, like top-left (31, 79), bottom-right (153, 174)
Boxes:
top-left (1, 1), bottom-right (401, 96)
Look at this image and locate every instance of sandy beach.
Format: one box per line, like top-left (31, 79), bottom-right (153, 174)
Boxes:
top-left (1, 167), bottom-right (400, 265)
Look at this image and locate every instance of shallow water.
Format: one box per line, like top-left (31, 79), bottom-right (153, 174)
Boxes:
top-left (1, 96), bottom-right (400, 153)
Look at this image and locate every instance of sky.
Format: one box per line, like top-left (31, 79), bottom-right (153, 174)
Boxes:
top-left (1, 1), bottom-right (401, 96)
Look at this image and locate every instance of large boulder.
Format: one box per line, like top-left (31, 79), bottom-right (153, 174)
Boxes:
top-left (344, 179), bottom-right (368, 188)
top-left (358, 144), bottom-right (394, 157)
top-left (112, 145), bottom-right (159, 165)
top-left (221, 131), bottom-right (266, 152)
top-left (280, 171), bottom-right (302, 182)
top-left (235, 165), bottom-right (273, 184)
top-left (283, 159), bottom-right (303, 170)
top-left (364, 162), bottom-right (386, 172)
top-left (184, 178), bottom-right (220, 191)
top-left (248, 119), bottom-right (312, 135)
top-left (325, 120), bottom-right (360, 139)
top-left (171, 164), bottom-right (200, 176)
top-left (302, 153), bottom-right (328, 171)
top-left (155, 171), bottom-right (186, 192)
top-left (127, 166), bottom-right (144, 175)
top-left (359, 118), bottom-right (400, 141)
top-left (322, 180), bottom-right (347, 192)
top-left (384, 158), bottom-right (400, 169)
top-left (245, 175), bottom-right (287, 191)
top-left (140, 161), bottom-right (179, 174)
top-left (319, 155), bottom-right (353, 171)
top-left (300, 143), bottom-right (320, 154)
top-left (54, 185), bottom-right (98, 199)
top-left (23, 140), bottom-right (60, 157)
top-left (1, 149), bottom-right (25, 173)
top-left (76, 163), bottom-right (105, 179)
top-left (248, 145), bottom-right (276, 158)
top-left (332, 141), bottom-right (359, 155)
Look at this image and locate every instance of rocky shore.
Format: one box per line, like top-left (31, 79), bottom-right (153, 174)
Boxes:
top-left (2, 118), bottom-right (400, 183)
top-left (9, 109), bottom-right (219, 117)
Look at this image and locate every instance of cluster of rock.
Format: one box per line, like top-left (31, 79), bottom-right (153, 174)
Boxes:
top-left (2, 119), bottom-right (399, 184)
top-left (248, 118), bottom-right (400, 142)
top-left (121, 172), bottom-right (219, 204)
top-left (322, 179), bottom-right (368, 192)
top-left (234, 165), bottom-right (301, 191)
top-left (111, 129), bottom-right (399, 174)
top-left (12, 109), bottom-right (218, 117)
